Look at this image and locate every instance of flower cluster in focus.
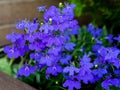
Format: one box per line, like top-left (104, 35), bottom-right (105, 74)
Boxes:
top-left (4, 3), bottom-right (120, 90)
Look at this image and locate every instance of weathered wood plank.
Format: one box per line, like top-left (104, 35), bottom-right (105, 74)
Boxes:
top-left (0, 0), bottom-right (62, 25)
top-left (0, 0), bottom-right (62, 47)
top-left (0, 24), bottom-right (24, 47)
top-left (0, 71), bottom-right (36, 90)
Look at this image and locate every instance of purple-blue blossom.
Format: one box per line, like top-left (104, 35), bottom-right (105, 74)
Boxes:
top-left (37, 6), bottom-right (46, 12)
top-left (26, 22), bottom-right (39, 33)
top-left (29, 41), bottom-right (45, 51)
top-left (46, 64), bottom-right (62, 76)
top-left (5, 3), bottom-right (120, 90)
top-left (17, 64), bottom-right (36, 77)
top-left (105, 34), bottom-right (113, 43)
top-left (4, 46), bottom-right (20, 58)
top-left (39, 55), bottom-right (54, 66)
top-left (62, 3), bottom-right (76, 21)
top-left (64, 42), bottom-right (76, 51)
top-left (16, 20), bottom-right (29, 30)
top-left (80, 54), bottom-right (93, 68)
top-left (43, 6), bottom-right (60, 23)
top-left (87, 23), bottom-right (102, 38)
top-left (48, 47), bottom-right (61, 56)
top-left (75, 67), bottom-right (94, 84)
top-left (39, 23), bottom-right (54, 34)
top-left (114, 34), bottom-right (120, 42)
top-left (6, 33), bottom-right (23, 43)
top-left (101, 78), bottom-right (120, 90)
top-left (92, 44), bottom-right (102, 52)
top-left (60, 55), bottom-right (72, 64)
top-left (98, 47), bottom-right (120, 61)
top-left (63, 80), bottom-right (81, 90)
top-left (92, 68), bottom-right (107, 78)
top-left (63, 66), bottom-right (79, 76)
top-left (30, 52), bottom-right (43, 62)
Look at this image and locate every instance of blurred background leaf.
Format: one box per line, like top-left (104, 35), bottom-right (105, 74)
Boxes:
top-left (68, 0), bottom-right (120, 34)
top-left (0, 56), bottom-right (12, 75)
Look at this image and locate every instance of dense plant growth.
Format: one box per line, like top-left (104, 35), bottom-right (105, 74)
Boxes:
top-left (4, 3), bottom-right (120, 90)
top-left (68, 0), bottom-right (120, 34)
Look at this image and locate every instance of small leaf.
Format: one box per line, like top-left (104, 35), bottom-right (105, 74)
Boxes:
top-left (0, 57), bottom-right (12, 75)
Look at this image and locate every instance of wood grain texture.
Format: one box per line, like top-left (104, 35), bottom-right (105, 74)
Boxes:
top-left (0, 0), bottom-right (62, 47)
top-left (0, 0), bottom-right (62, 25)
top-left (0, 71), bottom-right (36, 90)
top-left (0, 24), bottom-right (24, 47)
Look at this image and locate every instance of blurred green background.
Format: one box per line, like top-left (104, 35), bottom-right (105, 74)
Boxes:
top-left (68, 0), bottom-right (120, 34)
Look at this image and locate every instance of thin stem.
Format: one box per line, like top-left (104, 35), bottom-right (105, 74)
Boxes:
top-left (9, 58), bottom-right (15, 67)
top-left (19, 57), bottom-right (24, 68)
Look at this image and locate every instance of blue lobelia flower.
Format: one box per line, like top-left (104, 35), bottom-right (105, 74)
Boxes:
top-left (75, 67), bottom-right (94, 84)
top-left (26, 22), bottom-right (39, 33)
top-left (95, 38), bottom-right (102, 44)
top-left (60, 55), bottom-right (72, 64)
top-left (114, 70), bottom-right (120, 75)
top-left (69, 24), bottom-right (79, 35)
top-left (39, 55), bottom-right (54, 66)
top-left (17, 64), bottom-right (36, 77)
top-left (64, 42), bottom-right (76, 51)
top-left (112, 58), bottom-right (120, 69)
top-left (104, 47), bottom-right (120, 60)
top-left (39, 23), bottom-right (54, 34)
top-left (58, 22), bottom-right (70, 32)
top-left (92, 44), bottom-right (102, 52)
top-left (105, 34), bottom-right (114, 43)
top-left (30, 52), bottom-right (43, 62)
top-left (62, 3), bottom-right (76, 21)
top-left (92, 68), bottom-right (107, 78)
top-left (75, 54), bottom-right (94, 83)
top-left (33, 18), bottom-right (38, 23)
top-left (98, 47), bottom-right (120, 61)
top-left (63, 79), bottom-right (81, 90)
top-left (44, 36), bottom-right (65, 47)
top-left (24, 32), bottom-right (41, 43)
top-left (93, 28), bottom-right (102, 37)
top-left (88, 23), bottom-right (94, 33)
top-left (98, 47), bottom-right (108, 58)
top-left (37, 6), bottom-right (46, 12)
top-left (43, 6), bottom-right (60, 22)
top-left (63, 66), bottom-right (79, 76)
top-left (4, 45), bottom-right (20, 58)
top-left (80, 54), bottom-right (93, 68)
top-left (111, 78), bottom-right (120, 88)
top-left (101, 78), bottom-right (112, 90)
top-left (6, 33), bottom-right (23, 43)
top-left (114, 34), bottom-right (120, 42)
top-left (16, 20), bottom-right (29, 30)
top-left (46, 64), bottom-right (62, 76)
top-left (47, 46), bottom-right (62, 56)
top-left (101, 77), bottom-right (120, 90)
top-left (29, 41), bottom-right (45, 51)
top-left (87, 24), bottom-right (102, 38)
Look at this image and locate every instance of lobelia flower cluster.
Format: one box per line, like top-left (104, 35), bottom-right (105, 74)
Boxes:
top-left (4, 3), bottom-right (120, 90)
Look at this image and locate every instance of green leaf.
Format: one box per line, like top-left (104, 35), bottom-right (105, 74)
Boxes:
top-left (110, 86), bottom-right (120, 90)
top-left (36, 72), bottom-right (41, 84)
top-left (95, 83), bottom-right (104, 90)
top-left (102, 26), bottom-right (108, 36)
top-left (0, 57), bottom-right (12, 75)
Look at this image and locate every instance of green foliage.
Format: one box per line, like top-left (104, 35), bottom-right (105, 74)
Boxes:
top-left (19, 71), bottom-right (65, 90)
top-left (68, 0), bottom-right (120, 33)
top-left (69, 0), bottom-right (85, 17)
top-left (0, 57), bottom-right (12, 75)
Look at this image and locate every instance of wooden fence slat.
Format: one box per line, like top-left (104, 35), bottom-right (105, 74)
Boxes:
top-left (0, 0), bottom-right (62, 47)
top-left (0, 71), bottom-right (36, 90)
